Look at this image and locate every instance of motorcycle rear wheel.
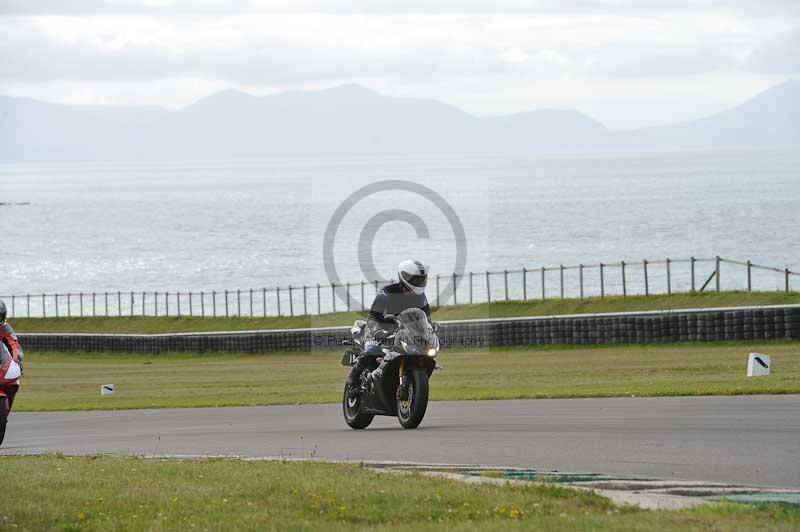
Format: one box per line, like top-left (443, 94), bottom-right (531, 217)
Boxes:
top-left (397, 369), bottom-right (429, 429)
top-left (343, 384), bottom-right (374, 429)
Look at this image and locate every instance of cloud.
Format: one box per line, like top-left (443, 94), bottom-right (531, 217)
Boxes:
top-left (0, 3), bottom-right (797, 128)
top-left (584, 46), bottom-right (730, 77)
top-left (0, 15), bottom-right (578, 83)
top-left (2, 0), bottom-right (799, 16)
top-left (2, 11), bottom-right (786, 85)
top-left (750, 28), bottom-right (800, 73)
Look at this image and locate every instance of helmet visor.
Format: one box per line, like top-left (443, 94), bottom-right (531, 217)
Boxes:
top-left (401, 272), bottom-right (427, 288)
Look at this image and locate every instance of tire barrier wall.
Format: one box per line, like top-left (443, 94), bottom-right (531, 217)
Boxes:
top-left (18, 305), bottom-right (800, 354)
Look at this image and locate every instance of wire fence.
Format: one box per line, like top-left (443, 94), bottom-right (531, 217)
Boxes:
top-left (2, 256), bottom-right (797, 319)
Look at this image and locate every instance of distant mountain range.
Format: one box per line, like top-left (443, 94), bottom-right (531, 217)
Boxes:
top-left (1, 80), bottom-right (798, 162)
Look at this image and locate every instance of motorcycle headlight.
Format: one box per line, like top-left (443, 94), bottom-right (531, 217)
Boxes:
top-left (427, 348), bottom-right (438, 357)
top-left (401, 340), bottom-right (408, 349)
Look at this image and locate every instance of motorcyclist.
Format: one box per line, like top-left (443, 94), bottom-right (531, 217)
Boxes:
top-left (0, 300), bottom-right (24, 369)
top-left (347, 259), bottom-right (435, 391)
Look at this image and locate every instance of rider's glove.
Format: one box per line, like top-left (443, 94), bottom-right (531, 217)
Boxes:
top-left (373, 329), bottom-right (391, 340)
top-left (430, 321), bottom-right (440, 332)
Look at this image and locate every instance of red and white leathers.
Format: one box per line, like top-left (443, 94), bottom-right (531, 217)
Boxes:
top-left (0, 322), bottom-right (23, 364)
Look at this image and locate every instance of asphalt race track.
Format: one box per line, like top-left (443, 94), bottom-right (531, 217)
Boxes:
top-left (3, 395), bottom-right (799, 488)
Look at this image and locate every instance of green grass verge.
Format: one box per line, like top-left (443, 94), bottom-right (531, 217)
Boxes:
top-left (14, 341), bottom-right (800, 412)
top-left (11, 291), bottom-right (800, 334)
top-left (3, 455), bottom-right (798, 531)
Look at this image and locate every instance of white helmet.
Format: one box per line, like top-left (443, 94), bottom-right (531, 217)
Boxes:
top-left (398, 259), bottom-right (428, 295)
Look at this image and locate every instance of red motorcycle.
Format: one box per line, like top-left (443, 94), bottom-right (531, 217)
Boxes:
top-left (0, 342), bottom-right (21, 447)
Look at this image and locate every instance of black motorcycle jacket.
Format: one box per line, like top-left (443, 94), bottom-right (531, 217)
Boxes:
top-left (367, 282), bottom-right (430, 336)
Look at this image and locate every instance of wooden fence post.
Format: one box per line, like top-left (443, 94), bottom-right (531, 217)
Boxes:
top-left (600, 263), bottom-right (604, 298)
top-left (443, 273), bottom-right (452, 305)
top-left (666, 258), bottom-right (672, 295)
top-left (522, 268), bottom-right (527, 301)
top-left (643, 259), bottom-right (649, 296)
top-left (747, 260), bottom-right (752, 292)
top-left (621, 261), bottom-right (627, 297)
top-left (541, 267), bottom-right (546, 300)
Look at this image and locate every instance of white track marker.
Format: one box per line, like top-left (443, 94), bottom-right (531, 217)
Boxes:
top-left (747, 354), bottom-right (771, 377)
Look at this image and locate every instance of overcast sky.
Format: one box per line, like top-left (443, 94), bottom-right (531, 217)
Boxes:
top-left (1, 1), bottom-right (798, 129)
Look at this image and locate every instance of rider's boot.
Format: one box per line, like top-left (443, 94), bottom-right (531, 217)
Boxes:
top-left (346, 364), bottom-right (362, 387)
top-left (346, 356), bottom-right (368, 397)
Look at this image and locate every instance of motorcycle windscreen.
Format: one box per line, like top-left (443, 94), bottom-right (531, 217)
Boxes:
top-left (396, 308), bottom-right (432, 351)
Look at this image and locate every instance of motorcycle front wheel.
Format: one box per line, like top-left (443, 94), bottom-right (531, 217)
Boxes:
top-left (343, 384), bottom-right (374, 429)
top-left (397, 368), bottom-right (429, 429)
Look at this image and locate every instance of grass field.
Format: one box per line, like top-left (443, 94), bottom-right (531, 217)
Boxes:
top-left (3, 455), bottom-right (798, 531)
top-left (13, 341), bottom-right (800, 412)
top-left (11, 291), bottom-right (800, 334)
